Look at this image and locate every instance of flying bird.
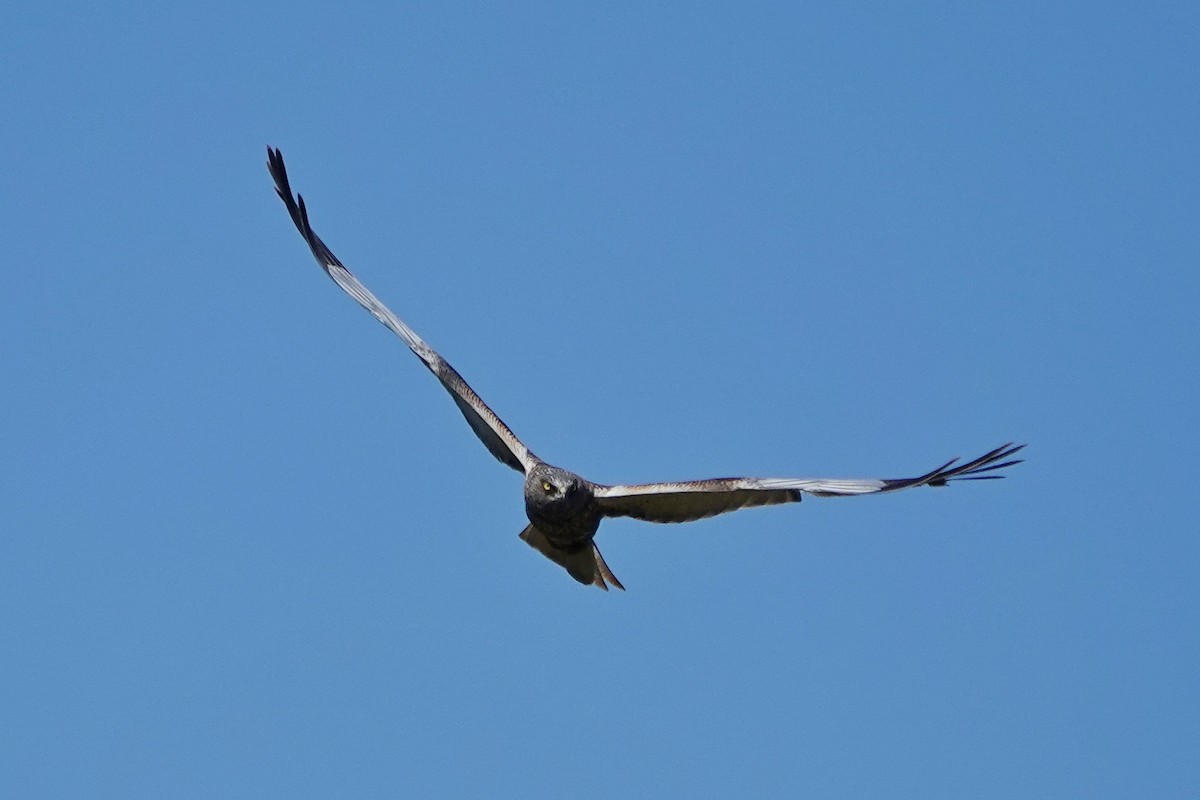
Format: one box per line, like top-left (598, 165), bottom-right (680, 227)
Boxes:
top-left (267, 147), bottom-right (1024, 590)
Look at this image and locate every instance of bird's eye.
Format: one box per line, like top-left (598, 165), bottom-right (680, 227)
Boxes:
top-left (541, 480), bottom-right (554, 493)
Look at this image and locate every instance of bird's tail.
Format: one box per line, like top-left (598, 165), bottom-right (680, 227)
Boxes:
top-left (519, 525), bottom-right (624, 591)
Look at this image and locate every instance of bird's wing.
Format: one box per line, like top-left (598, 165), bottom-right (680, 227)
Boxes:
top-left (267, 147), bottom-right (538, 474)
top-left (591, 443), bottom-right (1024, 523)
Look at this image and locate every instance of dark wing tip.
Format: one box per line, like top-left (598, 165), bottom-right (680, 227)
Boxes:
top-left (884, 442), bottom-right (1026, 490)
top-left (265, 148), bottom-right (344, 271)
top-left (941, 443), bottom-right (1026, 484)
top-left (266, 146), bottom-right (288, 192)
top-left (266, 146), bottom-right (307, 232)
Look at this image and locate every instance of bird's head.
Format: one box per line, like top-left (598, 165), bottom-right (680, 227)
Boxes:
top-left (524, 463), bottom-right (589, 512)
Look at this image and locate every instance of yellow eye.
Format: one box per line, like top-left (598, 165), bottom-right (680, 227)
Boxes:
top-left (541, 480), bottom-right (553, 492)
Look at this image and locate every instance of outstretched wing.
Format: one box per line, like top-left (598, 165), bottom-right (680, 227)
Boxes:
top-left (267, 147), bottom-right (538, 473)
top-left (592, 443), bottom-right (1024, 523)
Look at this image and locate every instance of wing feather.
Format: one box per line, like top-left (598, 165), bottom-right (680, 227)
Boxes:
top-left (593, 444), bottom-right (1024, 523)
top-left (267, 147), bottom-right (537, 473)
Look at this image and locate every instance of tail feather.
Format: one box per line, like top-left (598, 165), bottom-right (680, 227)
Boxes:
top-left (519, 525), bottom-right (625, 591)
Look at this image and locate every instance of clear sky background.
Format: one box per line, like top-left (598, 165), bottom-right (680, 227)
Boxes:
top-left (2, 2), bottom-right (1196, 797)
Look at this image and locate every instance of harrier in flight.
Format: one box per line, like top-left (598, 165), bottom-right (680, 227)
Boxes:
top-left (267, 148), bottom-right (1023, 590)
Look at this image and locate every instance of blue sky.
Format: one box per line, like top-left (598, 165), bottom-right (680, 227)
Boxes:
top-left (2, 2), bottom-right (1196, 796)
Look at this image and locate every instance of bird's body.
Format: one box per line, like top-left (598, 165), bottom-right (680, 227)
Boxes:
top-left (267, 147), bottom-right (1024, 591)
top-left (520, 463), bottom-right (618, 588)
top-left (524, 464), bottom-right (601, 546)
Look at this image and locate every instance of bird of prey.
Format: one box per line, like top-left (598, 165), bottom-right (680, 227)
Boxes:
top-left (267, 147), bottom-right (1024, 591)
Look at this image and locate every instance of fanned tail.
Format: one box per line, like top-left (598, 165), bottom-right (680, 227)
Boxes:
top-left (519, 525), bottom-right (625, 591)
